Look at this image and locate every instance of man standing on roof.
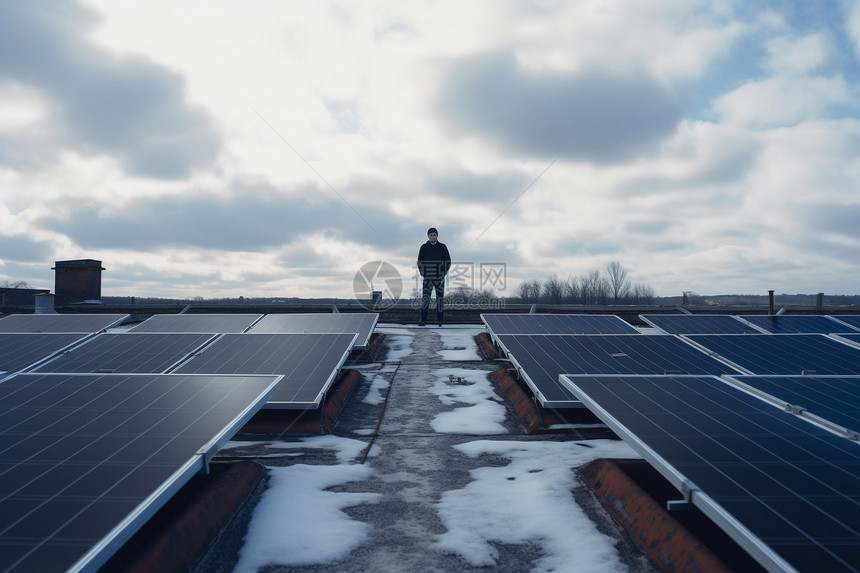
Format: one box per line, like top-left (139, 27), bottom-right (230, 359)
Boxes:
top-left (417, 227), bottom-right (451, 326)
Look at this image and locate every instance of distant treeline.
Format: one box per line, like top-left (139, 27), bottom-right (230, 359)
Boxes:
top-left (512, 262), bottom-right (655, 305)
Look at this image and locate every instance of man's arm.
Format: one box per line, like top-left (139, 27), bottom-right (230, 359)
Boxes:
top-left (417, 243), bottom-right (427, 277)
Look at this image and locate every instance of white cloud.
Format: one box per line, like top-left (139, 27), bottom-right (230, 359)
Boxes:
top-left (765, 33), bottom-right (834, 74)
top-left (714, 75), bottom-right (853, 127)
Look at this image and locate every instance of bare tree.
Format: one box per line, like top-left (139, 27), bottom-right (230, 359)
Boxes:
top-left (564, 275), bottom-right (581, 304)
top-left (581, 270), bottom-right (610, 304)
top-left (516, 279), bottom-right (542, 303)
top-left (630, 283), bottom-right (655, 304)
top-left (0, 280), bottom-right (30, 289)
top-left (605, 261), bottom-right (631, 304)
top-left (542, 274), bottom-right (565, 304)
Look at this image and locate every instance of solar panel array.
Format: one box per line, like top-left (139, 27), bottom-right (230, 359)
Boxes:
top-left (559, 374), bottom-right (860, 573)
top-left (495, 334), bottom-right (740, 407)
top-left (486, 312), bottom-right (860, 569)
top-left (0, 372), bottom-right (282, 573)
top-left (31, 333), bottom-right (216, 374)
top-left (726, 375), bottom-right (860, 439)
top-left (0, 311), bottom-right (377, 570)
top-left (481, 313), bottom-right (639, 335)
top-left (686, 334), bottom-right (860, 375)
top-left (639, 314), bottom-right (763, 335)
top-left (128, 313), bottom-right (262, 333)
top-left (739, 314), bottom-right (860, 334)
top-left (0, 333), bottom-right (92, 376)
top-left (174, 333), bottom-right (358, 408)
top-left (0, 314), bottom-right (129, 333)
top-left (247, 313), bottom-right (378, 349)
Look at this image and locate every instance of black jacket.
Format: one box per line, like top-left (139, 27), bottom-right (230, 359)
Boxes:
top-left (417, 241), bottom-right (451, 280)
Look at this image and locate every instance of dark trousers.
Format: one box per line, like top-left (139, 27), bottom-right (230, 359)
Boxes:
top-left (420, 278), bottom-right (444, 322)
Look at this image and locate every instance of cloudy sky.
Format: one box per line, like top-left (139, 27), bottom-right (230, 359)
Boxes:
top-left (1, 1), bottom-right (859, 300)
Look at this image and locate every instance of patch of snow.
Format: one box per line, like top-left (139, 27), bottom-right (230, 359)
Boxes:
top-left (231, 435), bottom-right (380, 571)
top-left (233, 463), bottom-right (380, 571)
top-left (374, 328), bottom-right (415, 361)
top-left (432, 439), bottom-right (640, 572)
top-left (362, 373), bottom-right (390, 405)
top-left (436, 327), bottom-right (482, 361)
top-left (429, 367), bottom-right (507, 435)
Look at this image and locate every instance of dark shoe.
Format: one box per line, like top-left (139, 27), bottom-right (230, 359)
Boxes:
top-left (418, 321), bottom-right (426, 326)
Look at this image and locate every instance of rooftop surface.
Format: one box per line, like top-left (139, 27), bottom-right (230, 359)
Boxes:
top-left (193, 324), bottom-right (660, 573)
top-left (3, 311), bottom-right (857, 572)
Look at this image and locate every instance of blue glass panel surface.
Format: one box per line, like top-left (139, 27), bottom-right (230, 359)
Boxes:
top-left (687, 334), bottom-right (860, 375)
top-left (639, 314), bottom-right (760, 335)
top-left (174, 333), bottom-right (356, 407)
top-left (482, 313), bottom-right (639, 335)
top-left (560, 374), bottom-right (860, 573)
top-left (496, 334), bottom-right (740, 406)
top-left (0, 373), bottom-right (280, 573)
top-left (128, 314), bottom-right (262, 333)
top-left (247, 313), bottom-right (378, 349)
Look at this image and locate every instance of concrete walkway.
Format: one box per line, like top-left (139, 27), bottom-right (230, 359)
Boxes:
top-left (194, 326), bottom-right (656, 573)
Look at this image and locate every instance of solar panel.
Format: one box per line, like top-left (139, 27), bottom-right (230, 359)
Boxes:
top-left (247, 313), bottom-right (378, 349)
top-left (725, 375), bottom-right (860, 440)
top-left (0, 333), bottom-right (91, 374)
top-left (173, 333), bottom-right (357, 408)
top-left (830, 316), bottom-right (860, 332)
top-left (738, 314), bottom-right (854, 334)
top-left (31, 333), bottom-right (217, 374)
top-left (481, 313), bottom-right (639, 335)
top-left (127, 314), bottom-right (262, 333)
top-left (0, 314), bottom-right (129, 333)
top-left (0, 372), bottom-right (282, 573)
top-left (559, 374), bottom-right (860, 573)
top-left (639, 314), bottom-right (762, 335)
top-left (687, 334), bottom-right (860, 375)
top-left (495, 334), bottom-right (741, 407)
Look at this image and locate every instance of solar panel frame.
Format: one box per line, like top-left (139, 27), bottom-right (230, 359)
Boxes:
top-left (495, 334), bottom-right (744, 408)
top-left (0, 372), bottom-right (283, 573)
top-left (127, 314), bottom-right (263, 333)
top-left (833, 333), bottom-right (860, 349)
top-left (737, 314), bottom-right (856, 334)
top-left (0, 314), bottom-right (130, 333)
top-left (638, 314), bottom-right (765, 335)
top-left (686, 334), bottom-right (860, 375)
top-left (829, 316), bottom-right (860, 332)
top-left (559, 374), bottom-right (860, 573)
top-left (481, 313), bottom-right (639, 336)
top-left (246, 313), bottom-right (378, 349)
top-left (172, 333), bottom-right (358, 409)
top-left (724, 375), bottom-right (860, 440)
top-left (30, 333), bottom-right (218, 375)
top-left (0, 333), bottom-right (93, 374)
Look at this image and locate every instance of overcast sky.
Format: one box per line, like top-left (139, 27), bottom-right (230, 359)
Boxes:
top-left (2, 1), bottom-right (859, 299)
